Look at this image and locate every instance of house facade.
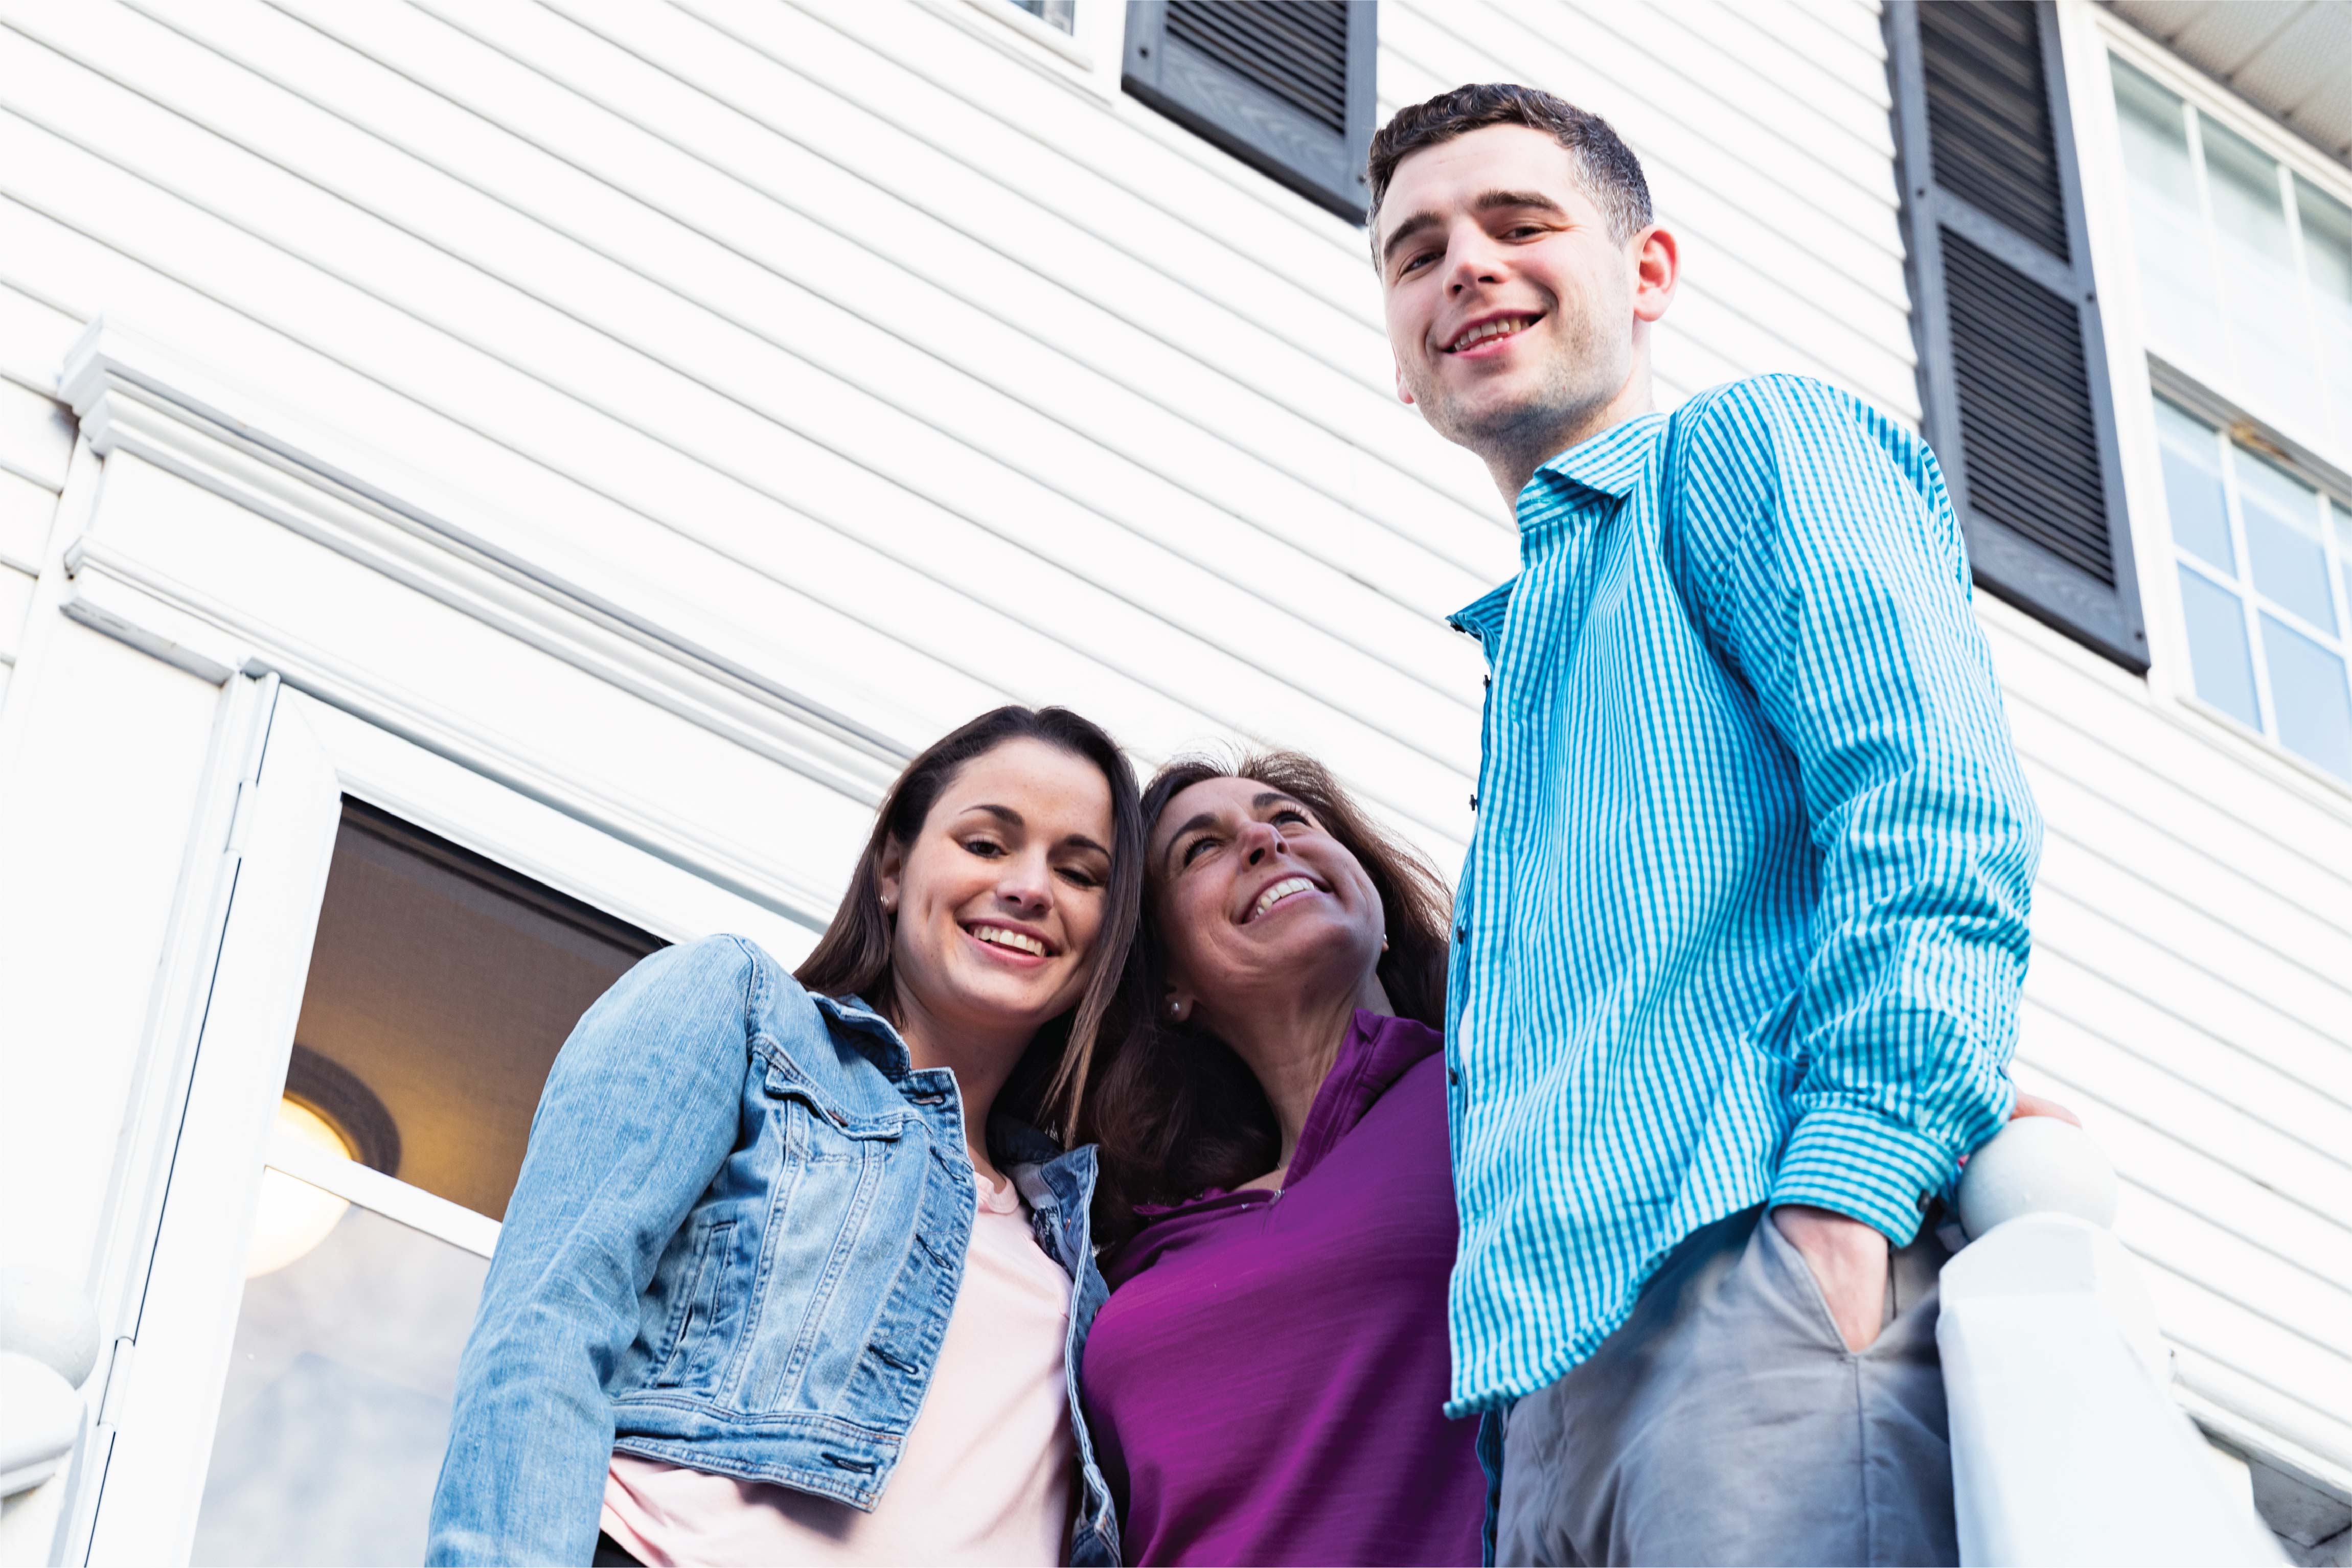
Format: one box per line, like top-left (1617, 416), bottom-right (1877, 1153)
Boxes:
top-left (0, 1), bottom-right (2344, 1562)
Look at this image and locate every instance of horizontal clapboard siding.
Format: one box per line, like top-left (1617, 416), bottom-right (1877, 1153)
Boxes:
top-left (0, 0), bottom-right (2344, 1488)
top-left (1982, 593), bottom-right (2352, 1477)
top-left (0, 363), bottom-right (71, 710)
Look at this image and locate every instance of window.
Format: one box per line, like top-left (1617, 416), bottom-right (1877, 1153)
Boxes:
top-left (1008, 0), bottom-right (1077, 31)
top-left (1886, 1), bottom-right (2145, 670)
top-left (1122, 0), bottom-right (1377, 223)
top-left (2112, 59), bottom-right (2352, 459)
top-left (2154, 399), bottom-right (2352, 781)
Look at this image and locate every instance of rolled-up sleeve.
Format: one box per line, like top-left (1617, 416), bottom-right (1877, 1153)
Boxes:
top-left (1670, 376), bottom-right (2043, 1243)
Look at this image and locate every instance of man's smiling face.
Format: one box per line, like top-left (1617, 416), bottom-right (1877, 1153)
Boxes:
top-left (1377, 124), bottom-right (1643, 479)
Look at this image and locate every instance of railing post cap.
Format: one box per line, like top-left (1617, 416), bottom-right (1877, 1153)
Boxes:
top-left (0, 1267), bottom-right (101, 1390)
top-left (1957, 1115), bottom-right (2119, 1239)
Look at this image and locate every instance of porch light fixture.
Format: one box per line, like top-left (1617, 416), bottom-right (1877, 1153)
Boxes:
top-left (245, 1099), bottom-right (357, 1278)
top-left (243, 1046), bottom-right (402, 1279)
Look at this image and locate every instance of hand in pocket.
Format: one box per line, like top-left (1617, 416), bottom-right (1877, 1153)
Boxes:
top-left (1770, 1205), bottom-right (1891, 1351)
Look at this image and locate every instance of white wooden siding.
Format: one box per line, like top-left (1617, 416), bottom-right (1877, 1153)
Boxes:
top-left (0, 368), bottom-right (73, 710)
top-left (1982, 593), bottom-right (2352, 1482)
top-left (0, 0), bottom-right (2344, 1497)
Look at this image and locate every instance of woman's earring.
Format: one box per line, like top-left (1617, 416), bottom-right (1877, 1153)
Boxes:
top-left (1381, 936), bottom-right (1390, 953)
top-left (1167, 1001), bottom-right (1183, 1021)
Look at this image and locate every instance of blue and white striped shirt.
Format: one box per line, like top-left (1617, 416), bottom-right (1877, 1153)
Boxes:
top-left (1442, 374), bottom-right (2041, 1415)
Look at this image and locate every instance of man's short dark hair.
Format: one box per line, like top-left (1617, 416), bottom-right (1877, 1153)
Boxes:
top-left (1366, 83), bottom-right (1653, 261)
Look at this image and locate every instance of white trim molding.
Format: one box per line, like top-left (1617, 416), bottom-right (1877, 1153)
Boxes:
top-left (60, 319), bottom-right (908, 799)
top-left (55, 317), bottom-right (892, 929)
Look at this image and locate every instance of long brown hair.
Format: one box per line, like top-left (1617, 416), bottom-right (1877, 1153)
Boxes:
top-left (794, 706), bottom-right (1144, 1143)
top-left (1080, 750), bottom-right (1452, 1245)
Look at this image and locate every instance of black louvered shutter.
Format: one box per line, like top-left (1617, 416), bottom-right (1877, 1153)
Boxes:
top-left (1123, 1), bottom-right (1377, 223)
top-left (1887, 1), bottom-right (2147, 671)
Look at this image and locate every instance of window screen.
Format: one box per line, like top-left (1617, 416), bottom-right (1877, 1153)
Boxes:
top-left (285, 799), bottom-right (666, 1220)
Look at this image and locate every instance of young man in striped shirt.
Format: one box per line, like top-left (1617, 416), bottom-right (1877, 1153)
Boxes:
top-left (1373, 83), bottom-right (2048, 1565)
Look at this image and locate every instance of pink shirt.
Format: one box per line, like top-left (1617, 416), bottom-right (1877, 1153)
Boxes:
top-left (600, 1170), bottom-right (1073, 1566)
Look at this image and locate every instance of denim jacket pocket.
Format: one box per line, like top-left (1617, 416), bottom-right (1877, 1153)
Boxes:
top-left (652, 1215), bottom-right (737, 1388)
top-left (762, 1062), bottom-right (912, 1161)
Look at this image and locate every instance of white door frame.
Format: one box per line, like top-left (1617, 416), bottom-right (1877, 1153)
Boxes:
top-left (78, 684), bottom-right (817, 1566)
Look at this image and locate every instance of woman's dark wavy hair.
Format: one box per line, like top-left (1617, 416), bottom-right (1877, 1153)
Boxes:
top-left (1081, 750), bottom-right (1451, 1247)
top-left (794, 706), bottom-right (1143, 1144)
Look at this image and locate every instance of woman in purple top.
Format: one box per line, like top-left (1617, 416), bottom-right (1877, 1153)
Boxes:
top-left (1078, 751), bottom-right (1487, 1567)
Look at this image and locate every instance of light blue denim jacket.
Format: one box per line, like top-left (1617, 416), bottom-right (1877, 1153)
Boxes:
top-left (427, 935), bottom-right (1119, 1565)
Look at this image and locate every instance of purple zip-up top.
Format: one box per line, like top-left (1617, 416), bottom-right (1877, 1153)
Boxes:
top-left (1080, 1011), bottom-right (1485, 1567)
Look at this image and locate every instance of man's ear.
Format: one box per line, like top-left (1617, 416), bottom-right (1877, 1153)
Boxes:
top-left (1630, 223), bottom-right (1679, 325)
top-left (1395, 360), bottom-right (1417, 406)
top-left (877, 839), bottom-right (907, 916)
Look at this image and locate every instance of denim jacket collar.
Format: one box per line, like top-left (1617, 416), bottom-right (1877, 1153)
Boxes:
top-left (807, 989), bottom-right (912, 1077)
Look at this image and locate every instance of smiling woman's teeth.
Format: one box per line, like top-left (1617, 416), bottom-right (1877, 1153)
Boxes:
top-left (971, 924), bottom-right (1046, 957)
top-left (1251, 877), bottom-right (1316, 920)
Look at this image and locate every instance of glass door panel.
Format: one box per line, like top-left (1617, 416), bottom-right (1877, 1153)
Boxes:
top-left (192, 1199), bottom-right (489, 1567)
top-left (189, 798), bottom-right (664, 1562)
top-left (90, 689), bottom-right (821, 1566)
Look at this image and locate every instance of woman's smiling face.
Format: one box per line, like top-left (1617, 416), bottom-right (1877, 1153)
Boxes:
top-left (880, 737), bottom-right (1116, 1055)
top-left (1151, 775), bottom-right (1386, 1024)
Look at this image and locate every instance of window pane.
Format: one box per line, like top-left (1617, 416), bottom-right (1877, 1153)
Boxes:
top-left (2154, 400), bottom-right (2233, 572)
top-left (291, 800), bottom-right (664, 1220)
top-left (2337, 506), bottom-right (2352, 628)
top-left (2236, 452), bottom-right (2336, 634)
top-left (192, 1201), bottom-right (490, 1566)
top-left (2298, 177), bottom-right (2352, 456)
top-left (2202, 120), bottom-right (2320, 420)
top-left (2112, 62), bottom-right (2224, 371)
top-left (2260, 612), bottom-right (2352, 779)
top-left (2178, 565), bottom-right (2262, 728)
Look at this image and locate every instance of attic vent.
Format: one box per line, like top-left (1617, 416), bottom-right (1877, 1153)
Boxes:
top-left (1942, 228), bottom-right (2111, 584)
top-left (1166, 1), bottom-right (1350, 133)
top-left (1124, 0), bottom-right (1378, 224)
top-left (1920, 0), bottom-right (2070, 260)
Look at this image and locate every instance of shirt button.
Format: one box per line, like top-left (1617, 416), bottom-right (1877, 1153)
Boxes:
top-left (1448, 1067), bottom-right (1460, 1087)
top-left (1483, 675), bottom-right (1492, 689)
top-left (1469, 793), bottom-right (1479, 812)
top-left (1454, 920), bottom-right (1469, 941)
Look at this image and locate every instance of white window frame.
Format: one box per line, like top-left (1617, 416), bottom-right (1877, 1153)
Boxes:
top-left (931, 0), bottom-right (1127, 98)
top-left (2153, 391), bottom-right (2352, 769)
top-left (2058, 0), bottom-right (2352, 804)
top-left (81, 682), bottom-right (816, 1567)
top-left (2090, 11), bottom-right (2352, 469)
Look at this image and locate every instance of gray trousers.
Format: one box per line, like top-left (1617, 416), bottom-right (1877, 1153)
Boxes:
top-left (1495, 1205), bottom-right (1957, 1567)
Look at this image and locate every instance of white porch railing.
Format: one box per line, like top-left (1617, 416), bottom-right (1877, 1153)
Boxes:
top-left (1943, 1117), bottom-right (2280, 1565)
top-left (0, 1269), bottom-right (97, 1567)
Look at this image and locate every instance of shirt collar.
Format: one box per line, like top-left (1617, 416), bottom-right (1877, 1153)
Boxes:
top-left (1286, 1011), bottom-right (1443, 1187)
top-left (1128, 1011), bottom-right (1442, 1219)
top-left (1515, 410), bottom-right (1671, 523)
top-left (1449, 412), bottom-right (1672, 648)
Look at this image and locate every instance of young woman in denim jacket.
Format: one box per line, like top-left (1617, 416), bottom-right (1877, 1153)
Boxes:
top-left (428, 706), bottom-right (1142, 1567)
